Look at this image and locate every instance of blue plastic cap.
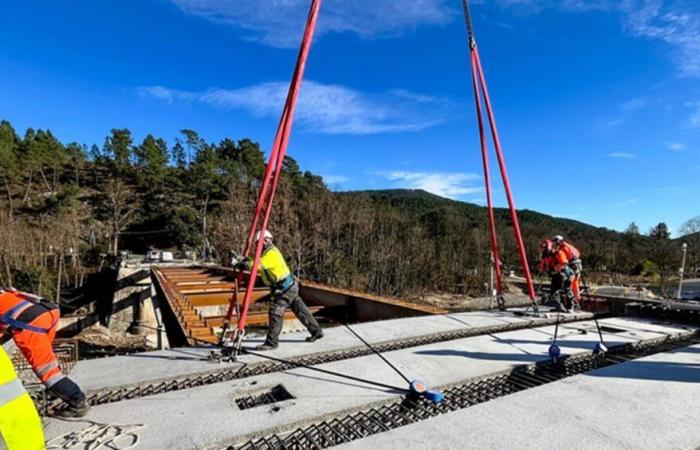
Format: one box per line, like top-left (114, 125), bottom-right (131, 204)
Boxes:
top-left (548, 344), bottom-right (561, 358)
top-left (425, 390), bottom-right (444, 403)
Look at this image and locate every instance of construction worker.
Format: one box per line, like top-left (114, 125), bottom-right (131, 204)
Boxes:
top-left (552, 235), bottom-right (583, 302)
top-left (234, 230), bottom-right (323, 350)
top-left (538, 240), bottom-right (577, 312)
top-left (0, 288), bottom-right (89, 417)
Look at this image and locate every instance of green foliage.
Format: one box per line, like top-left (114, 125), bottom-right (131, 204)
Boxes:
top-left (632, 258), bottom-right (658, 276)
top-left (104, 129), bottom-right (133, 173)
top-left (0, 118), bottom-right (685, 299)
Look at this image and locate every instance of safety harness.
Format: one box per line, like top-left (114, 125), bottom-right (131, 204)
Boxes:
top-left (0, 295), bottom-right (58, 334)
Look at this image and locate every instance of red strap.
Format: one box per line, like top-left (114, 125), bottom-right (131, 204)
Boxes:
top-left (472, 48), bottom-right (536, 300)
top-left (221, 0), bottom-right (322, 338)
top-left (469, 50), bottom-right (503, 295)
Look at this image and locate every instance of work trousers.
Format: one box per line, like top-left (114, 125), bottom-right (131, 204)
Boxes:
top-left (568, 260), bottom-right (583, 301)
top-left (265, 282), bottom-right (322, 347)
top-left (12, 308), bottom-right (64, 387)
top-left (12, 309), bottom-right (85, 405)
top-left (550, 273), bottom-right (575, 309)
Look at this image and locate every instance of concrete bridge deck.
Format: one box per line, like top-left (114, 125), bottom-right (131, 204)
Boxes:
top-left (43, 311), bottom-right (696, 449)
top-left (337, 342), bottom-right (700, 450)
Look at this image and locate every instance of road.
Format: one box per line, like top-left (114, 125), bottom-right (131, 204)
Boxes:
top-left (680, 278), bottom-right (700, 300)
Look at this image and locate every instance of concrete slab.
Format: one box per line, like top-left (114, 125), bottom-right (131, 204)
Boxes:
top-left (43, 317), bottom-right (693, 449)
top-left (68, 309), bottom-right (593, 392)
top-left (336, 343), bottom-right (700, 450)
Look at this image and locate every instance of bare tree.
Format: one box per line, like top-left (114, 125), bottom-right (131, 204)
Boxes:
top-left (103, 178), bottom-right (139, 256)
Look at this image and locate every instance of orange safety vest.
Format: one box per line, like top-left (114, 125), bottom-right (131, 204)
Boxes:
top-left (559, 242), bottom-right (581, 261)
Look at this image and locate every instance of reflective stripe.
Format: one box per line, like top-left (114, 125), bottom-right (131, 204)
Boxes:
top-left (5, 301), bottom-right (32, 321)
top-left (36, 360), bottom-right (59, 377)
top-left (0, 378), bottom-right (25, 406)
top-left (44, 372), bottom-right (65, 388)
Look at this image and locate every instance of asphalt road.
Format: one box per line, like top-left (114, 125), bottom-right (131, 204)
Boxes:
top-left (680, 278), bottom-right (700, 300)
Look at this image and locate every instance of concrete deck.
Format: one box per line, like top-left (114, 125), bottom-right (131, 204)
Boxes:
top-left (338, 343), bottom-right (700, 450)
top-left (68, 309), bottom-right (593, 393)
top-left (44, 315), bottom-right (694, 449)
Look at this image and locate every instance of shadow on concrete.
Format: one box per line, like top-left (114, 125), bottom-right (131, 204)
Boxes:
top-left (115, 269), bottom-right (150, 291)
top-left (282, 370), bottom-right (404, 395)
top-left (586, 359), bottom-right (700, 383)
top-left (414, 348), bottom-right (542, 363)
top-left (125, 348), bottom-right (212, 362)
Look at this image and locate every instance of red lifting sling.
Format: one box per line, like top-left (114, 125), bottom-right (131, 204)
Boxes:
top-left (220, 0), bottom-right (322, 350)
top-left (462, 0), bottom-right (537, 310)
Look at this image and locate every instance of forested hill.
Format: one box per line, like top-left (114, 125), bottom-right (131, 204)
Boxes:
top-left (340, 188), bottom-right (614, 238)
top-left (334, 189), bottom-right (655, 279)
top-left (0, 120), bottom-right (686, 299)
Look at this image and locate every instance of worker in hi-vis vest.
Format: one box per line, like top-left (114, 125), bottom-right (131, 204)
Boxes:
top-left (0, 288), bottom-right (89, 417)
top-left (234, 230), bottom-right (323, 350)
top-left (0, 344), bottom-right (45, 449)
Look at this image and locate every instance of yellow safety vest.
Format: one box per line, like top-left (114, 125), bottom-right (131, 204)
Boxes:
top-left (0, 346), bottom-right (45, 449)
top-left (248, 246), bottom-right (291, 287)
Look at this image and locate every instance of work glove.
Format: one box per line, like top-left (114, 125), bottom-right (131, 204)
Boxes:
top-left (49, 377), bottom-right (86, 406)
top-left (234, 259), bottom-right (248, 271)
top-left (229, 250), bottom-right (242, 267)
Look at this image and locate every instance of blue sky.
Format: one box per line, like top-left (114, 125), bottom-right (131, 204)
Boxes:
top-left (1, 0), bottom-right (698, 235)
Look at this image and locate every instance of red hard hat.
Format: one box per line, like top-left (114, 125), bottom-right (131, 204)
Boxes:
top-left (541, 239), bottom-right (553, 252)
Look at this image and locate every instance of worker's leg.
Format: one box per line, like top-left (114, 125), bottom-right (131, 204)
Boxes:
top-left (13, 310), bottom-right (88, 416)
top-left (572, 274), bottom-right (581, 301)
top-left (562, 277), bottom-right (575, 310)
top-left (264, 297), bottom-right (288, 347)
top-left (284, 283), bottom-right (322, 338)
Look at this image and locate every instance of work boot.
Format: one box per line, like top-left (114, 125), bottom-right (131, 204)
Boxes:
top-left (54, 399), bottom-right (90, 418)
top-left (305, 332), bottom-right (323, 343)
top-left (255, 342), bottom-right (278, 351)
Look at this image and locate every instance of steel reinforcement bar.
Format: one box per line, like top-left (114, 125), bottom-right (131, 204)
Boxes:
top-left (46, 313), bottom-right (593, 413)
top-left (232, 332), bottom-right (700, 450)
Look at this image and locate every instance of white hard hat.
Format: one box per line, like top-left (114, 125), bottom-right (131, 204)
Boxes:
top-left (254, 230), bottom-right (273, 242)
top-left (552, 235), bottom-right (564, 243)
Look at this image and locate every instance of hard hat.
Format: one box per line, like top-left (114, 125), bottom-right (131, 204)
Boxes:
top-left (552, 235), bottom-right (564, 244)
top-left (541, 239), bottom-right (553, 251)
top-left (254, 230), bottom-right (273, 242)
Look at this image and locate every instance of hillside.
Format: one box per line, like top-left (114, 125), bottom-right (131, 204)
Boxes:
top-left (0, 120), bottom-right (684, 299)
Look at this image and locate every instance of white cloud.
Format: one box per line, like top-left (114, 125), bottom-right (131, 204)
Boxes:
top-left (689, 101), bottom-right (700, 128)
top-left (666, 141), bottom-right (686, 150)
top-left (621, 97), bottom-right (648, 111)
top-left (322, 174), bottom-right (349, 185)
top-left (619, 197), bottom-right (638, 206)
top-left (138, 81), bottom-right (450, 135)
top-left (376, 170), bottom-right (482, 199)
top-left (607, 152), bottom-right (636, 159)
top-left (168, 0), bottom-right (454, 48)
top-left (488, 0), bottom-right (700, 77)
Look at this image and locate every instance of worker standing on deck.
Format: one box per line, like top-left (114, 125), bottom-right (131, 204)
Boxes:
top-left (552, 235), bottom-right (583, 302)
top-left (233, 230), bottom-right (323, 350)
top-left (0, 344), bottom-right (45, 449)
top-left (0, 288), bottom-right (89, 417)
top-left (538, 240), bottom-right (577, 312)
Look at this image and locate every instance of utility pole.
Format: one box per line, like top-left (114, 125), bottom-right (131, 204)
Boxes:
top-left (677, 242), bottom-right (688, 300)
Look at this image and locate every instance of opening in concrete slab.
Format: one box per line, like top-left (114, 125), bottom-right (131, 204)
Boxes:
top-left (235, 384), bottom-right (294, 410)
top-left (598, 325), bottom-right (627, 334)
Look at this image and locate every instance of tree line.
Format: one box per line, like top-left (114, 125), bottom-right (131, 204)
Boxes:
top-left (0, 119), bottom-right (695, 301)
